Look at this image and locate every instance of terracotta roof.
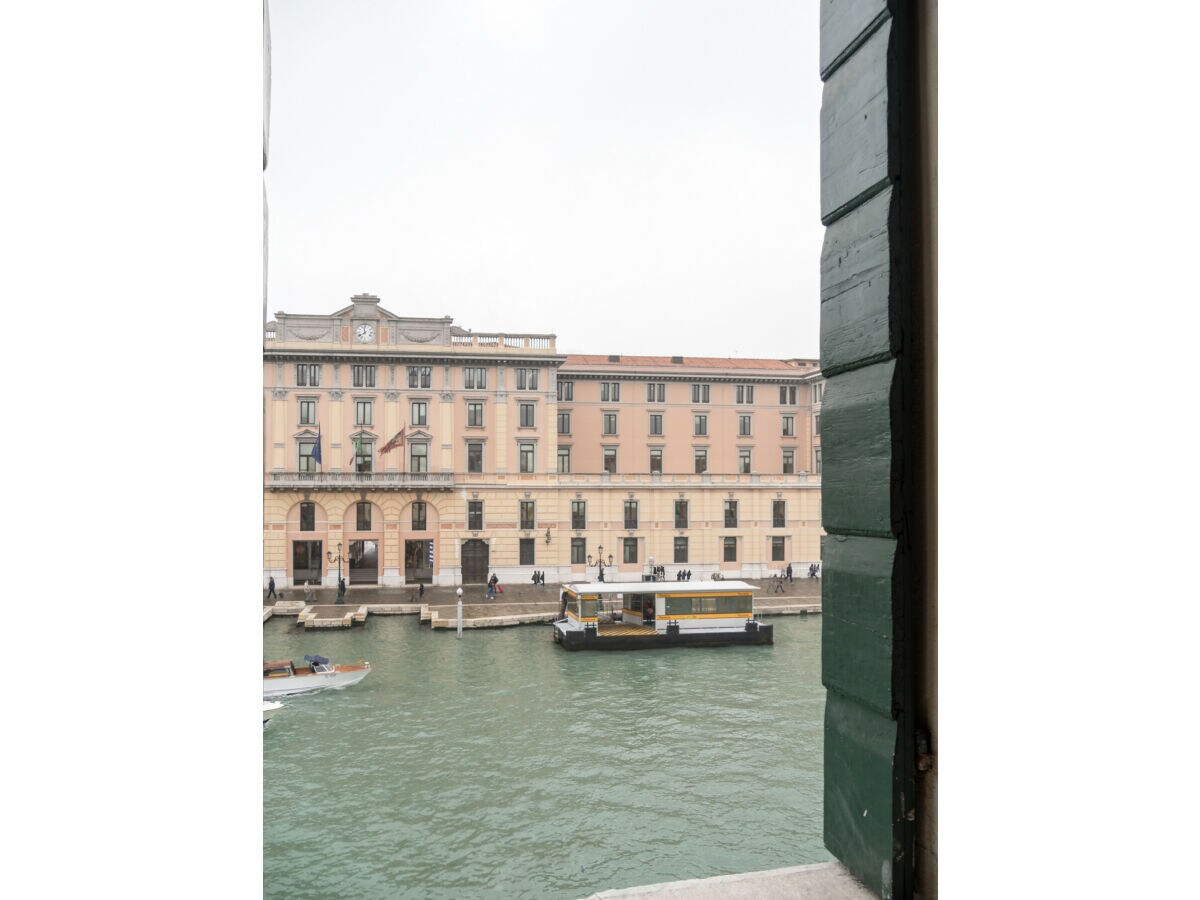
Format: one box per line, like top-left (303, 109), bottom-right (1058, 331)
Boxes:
top-left (563, 354), bottom-right (816, 371)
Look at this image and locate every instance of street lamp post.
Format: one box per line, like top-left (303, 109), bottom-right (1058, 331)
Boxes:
top-left (587, 544), bottom-right (615, 583)
top-left (328, 542), bottom-right (347, 604)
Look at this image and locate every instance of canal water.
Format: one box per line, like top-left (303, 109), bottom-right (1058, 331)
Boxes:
top-left (263, 615), bottom-right (829, 899)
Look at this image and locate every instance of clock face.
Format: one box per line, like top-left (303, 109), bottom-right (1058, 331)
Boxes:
top-left (355, 323), bottom-right (375, 342)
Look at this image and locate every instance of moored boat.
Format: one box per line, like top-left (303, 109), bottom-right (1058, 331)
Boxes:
top-left (552, 580), bottom-right (773, 650)
top-left (263, 655), bottom-right (371, 697)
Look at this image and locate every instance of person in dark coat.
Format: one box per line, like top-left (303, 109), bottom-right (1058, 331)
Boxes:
top-left (786, 564), bottom-right (793, 583)
top-left (267, 576), bottom-right (277, 599)
top-left (418, 582), bottom-right (425, 600)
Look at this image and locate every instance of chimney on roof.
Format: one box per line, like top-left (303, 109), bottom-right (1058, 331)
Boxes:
top-left (608, 354), bottom-right (621, 362)
top-left (671, 356), bottom-right (684, 364)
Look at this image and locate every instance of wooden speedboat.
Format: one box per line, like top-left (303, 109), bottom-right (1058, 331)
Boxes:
top-left (263, 655), bottom-right (371, 698)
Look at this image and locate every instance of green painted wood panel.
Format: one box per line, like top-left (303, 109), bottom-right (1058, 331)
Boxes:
top-left (825, 689), bottom-right (900, 898)
top-left (820, 17), bottom-right (893, 224)
top-left (820, 0), bottom-right (889, 79)
top-left (822, 534), bottom-right (896, 716)
top-left (820, 360), bottom-right (895, 536)
top-left (821, 186), bottom-right (896, 375)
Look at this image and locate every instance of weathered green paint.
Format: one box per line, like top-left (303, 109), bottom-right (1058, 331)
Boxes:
top-left (819, 2), bottom-right (922, 897)
top-left (821, 361), bottom-right (896, 537)
top-left (822, 534), bottom-right (896, 716)
top-left (820, 0), bottom-right (889, 79)
top-left (824, 689), bottom-right (903, 897)
top-left (820, 18), bottom-right (893, 225)
top-left (821, 187), bottom-right (896, 375)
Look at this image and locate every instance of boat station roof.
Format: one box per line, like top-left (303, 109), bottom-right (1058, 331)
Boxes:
top-left (563, 580), bottom-right (755, 595)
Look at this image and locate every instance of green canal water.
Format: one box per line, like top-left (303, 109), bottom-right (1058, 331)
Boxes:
top-left (263, 615), bottom-right (829, 899)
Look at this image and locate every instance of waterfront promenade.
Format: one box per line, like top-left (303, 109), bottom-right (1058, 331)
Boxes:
top-left (263, 576), bottom-right (821, 627)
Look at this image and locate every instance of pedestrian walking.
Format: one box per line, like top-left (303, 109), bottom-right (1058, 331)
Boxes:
top-left (418, 582), bottom-right (425, 600)
top-left (267, 576), bottom-right (276, 599)
top-left (786, 564), bottom-right (793, 583)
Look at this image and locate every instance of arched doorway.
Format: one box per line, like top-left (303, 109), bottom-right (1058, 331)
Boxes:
top-left (461, 539), bottom-right (489, 584)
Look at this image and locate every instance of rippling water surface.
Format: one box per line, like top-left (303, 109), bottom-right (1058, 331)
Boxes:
top-left (264, 616), bottom-right (828, 899)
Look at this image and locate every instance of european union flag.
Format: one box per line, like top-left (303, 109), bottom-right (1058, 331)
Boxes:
top-left (312, 426), bottom-right (322, 465)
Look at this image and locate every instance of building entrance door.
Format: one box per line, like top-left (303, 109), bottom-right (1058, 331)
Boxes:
top-left (349, 540), bottom-right (378, 584)
top-left (405, 540), bottom-right (433, 583)
top-left (292, 540), bottom-right (323, 586)
top-left (461, 539), bottom-right (489, 584)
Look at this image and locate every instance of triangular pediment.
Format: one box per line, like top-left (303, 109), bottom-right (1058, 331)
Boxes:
top-left (407, 429), bottom-right (434, 442)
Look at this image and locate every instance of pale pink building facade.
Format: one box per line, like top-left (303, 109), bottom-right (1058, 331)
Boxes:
top-left (263, 294), bottom-right (823, 587)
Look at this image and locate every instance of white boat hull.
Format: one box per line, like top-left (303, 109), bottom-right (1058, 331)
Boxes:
top-left (263, 664), bottom-right (371, 698)
top-left (263, 700), bottom-right (283, 724)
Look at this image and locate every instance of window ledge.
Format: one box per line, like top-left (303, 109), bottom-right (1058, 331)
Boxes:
top-left (584, 862), bottom-right (873, 899)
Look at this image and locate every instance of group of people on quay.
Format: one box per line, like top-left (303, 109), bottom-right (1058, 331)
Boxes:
top-left (529, 570), bottom-right (547, 585)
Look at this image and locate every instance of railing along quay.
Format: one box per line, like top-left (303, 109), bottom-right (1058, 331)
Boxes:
top-left (266, 471), bottom-right (455, 490)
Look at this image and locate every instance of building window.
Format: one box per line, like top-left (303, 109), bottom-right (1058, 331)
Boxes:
top-left (467, 442), bottom-right (483, 473)
top-left (649, 448), bottom-right (663, 474)
top-left (520, 538), bottom-right (535, 565)
top-left (693, 415), bottom-right (707, 436)
top-left (355, 399), bottom-right (373, 426)
top-left (300, 502), bottom-right (315, 531)
top-left (467, 402), bottom-right (484, 427)
top-left (603, 412), bottom-right (618, 435)
top-left (773, 500), bottom-right (786, 528)
top-left (356, 501), bottom-right (372, 531)
top-left (408, 366), bottom-right (432, 388)
top-left (739, 415), bottom-right (752, 436)
top-left (814, 414), bottom-right (821, 437)
top-left (782, 415), bottom-right (795, 436)
top-left (783, 449), bottom-right (795, 474)
top-left (780, 385), bottom-right (797, 405)
top-left (571, 500), bottom-right (586, 530)
top-left (739, 448), bottom-right (752, 474)
top-left (299, 440), bottom-right (318, 473)
top-left (674, 536), bottom-right (688, 563)
top-left (600, 382), bottom-right (620, 402)
top-left (649, 413), bottom-right (663, 435)
top-left (515, 368), bottom-right (539, 390)
top-left (723, 536), bottom-right (738, 562)
top-left (812, 383), bottom-right (824, 405)
top-left (691, 384), bottom-right (710, 403)
top-left (814, 447), bottom-right (822, 475)
top-left (571, 537), bottom-right (586, 564)
top-left (520, 402), bottom-right (535, 428)
top-left (558, 447), bottom-right (571, 473)
top-left (647, 382), bottom-right (665, 402)
top-left (299, 399), bottom-right (316, 425)
top-left (557, 381), bottom-right (574, 401)
top-left (412, 501), bottom-right (427, 531)
top-left (623, 538), bottom-right (638, 564)
top-left (468, 500), bottom-right (484, 531)
top-left (354, 438), bottom-right (374, 473)
top-left (410, 443), bottom-right (428, 474)
top-left (694, 448), bottom-right (707, 474)
top-left (772, 535), bottom-right (786, 562)
top-left (624, 500), bottom-right (639, 529)
top-left (674, 500), bottom-right (689, 528)
top-left (463, 367), bottom-right (487, 390)
top-left (736, 384), bottom-right (755, 404)
top-left (557, 411), bottom-right (571, 434)
top-left (296, 364), bottom-right (320, 386)
top-left (411, 401), bottom-right (428, 426)
top-left (519, 442), bottom-right (535, 473)
top-left (520, 500), bottom-right (536, 530)
top-left (603, 448), bottom-right (617, 474)
top-left (352, 365), bottom-right (375, 388)
top-left (724, 500), bottom-right (738, 528)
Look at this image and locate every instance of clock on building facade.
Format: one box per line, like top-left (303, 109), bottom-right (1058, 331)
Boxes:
top-left (355, 323), bottom-right (375, 343)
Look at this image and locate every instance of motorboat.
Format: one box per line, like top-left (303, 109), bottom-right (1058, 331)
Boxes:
top-left (263, 700), bottom-right (283, 726)
top-left (553, 580), bottom-right (773, 650)
top-left (263, 655), bottom-right (371, 698)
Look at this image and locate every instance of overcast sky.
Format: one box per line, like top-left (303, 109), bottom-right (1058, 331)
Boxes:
top-left (267, 0), bottom-right (823, 358)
